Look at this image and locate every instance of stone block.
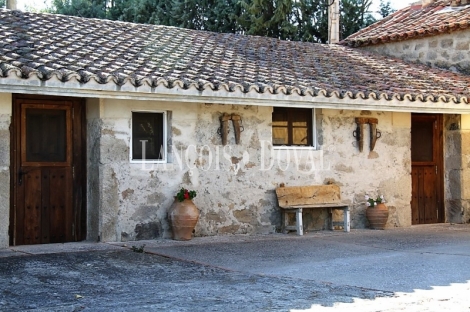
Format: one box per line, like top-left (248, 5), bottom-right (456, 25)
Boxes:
top-left (446, 131), bottom-right (462, 155)
top-left (414, 43), bottom-right (425, 51)
top-left (426, 51), bottom-right (438, 60)
top-left (461, 171), bottom-right (470, 199)
top-left (460, 131), bottom-right (470, 155)
top-left (456, 61), bottom-right (470, 75)
top-left (445, 155), bottom-right (462, 170)
top-left (452, 52), bottom-right (466, 62)
top-left (233, 209), bottom-right (257, 224)
top-left (448, 170), bottom-right (462, 199)
top-left (440, 39), bottom-right (454, 49)
top-left (218, 224), bottom-right (240, 234)
top-left (446, 199), bottom-right (463, 223)
top-left (0, 169), bottom-right (9, 248)
top-left (134, 222), bottom-right (161, 240)
top-left (456, 41), bottom-right (469, 50)
top-left (434, 60), bottom-right (451, 70)
top-left (205, 210), bottom-right (227, 223)
top-left (0, 130), bottom-right (9, 167)
top-left (428, 40), bottom-right (438, 48)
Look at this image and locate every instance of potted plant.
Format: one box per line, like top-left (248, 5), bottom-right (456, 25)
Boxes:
top-left (365, 194), bottom-right (389, 230)
top-left (168, 188), bottom-right (199, 240)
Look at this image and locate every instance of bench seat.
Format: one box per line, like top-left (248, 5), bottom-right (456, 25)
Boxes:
top-left (276, 185), bottom-right (350, 235)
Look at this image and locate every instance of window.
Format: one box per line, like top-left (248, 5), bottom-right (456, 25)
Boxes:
top-left (272, 107), bottom-right (315, 147)
top-left (131, 111), bottom-right (167, 162)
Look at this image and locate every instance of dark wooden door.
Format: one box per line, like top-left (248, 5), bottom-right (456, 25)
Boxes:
top-left (411, 114), bottom-right (444, 224)
top-left (11, 96), bottom-right (86, 245)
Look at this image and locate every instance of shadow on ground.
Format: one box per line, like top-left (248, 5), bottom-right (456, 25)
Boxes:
top-left (0, 250), bottom-right (390, 311)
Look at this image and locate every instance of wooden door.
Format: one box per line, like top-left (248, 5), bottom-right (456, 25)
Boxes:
top-left (411, 114), bottom-right (444, 224)
top-left (11, 96), bottom-right (86, 245)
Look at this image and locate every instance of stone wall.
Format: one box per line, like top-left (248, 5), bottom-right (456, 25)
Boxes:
top-left (93, 99), bottom-right (412, 242)
top-left (86, 98), bottom-right (102, 242)
top-left (445, 114), bottom-right (470, 223)
top-left (0, 93), bottom-right (11, 248)
top-left (359, 29), bottom-right (470, 75)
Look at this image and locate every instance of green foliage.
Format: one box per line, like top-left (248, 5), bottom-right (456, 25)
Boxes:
top-left (131, 244), bottom-right (146, 253)
top-left (0, 0), bottom-right (5, 8)
top-left (51, 0), bottom-right (107, 18)
top-left (239, 0), bottom-right (296, 40)
top-left (340, 0), bottom-right (376, 39)
top-left (48, 0), bottom-right (377, 42)
top-left (365, 194), bottom-right (385, 207)
top-left (202, 0), bottom-right (244, 33)
top-left (378, 0), bottom-right (396, 18)
top-left (292, 0), bottom-right (329, 43)
top-left (176, 188), bottom-right (197, 202)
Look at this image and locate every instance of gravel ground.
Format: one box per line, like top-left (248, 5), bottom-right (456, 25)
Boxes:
top-left (1, 224), bottom-right (470, 311)
top-left (0, 250), bottom-right (391, 311)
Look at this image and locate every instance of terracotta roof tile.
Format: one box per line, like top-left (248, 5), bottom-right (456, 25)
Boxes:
top-left (0, 9), bottom-right (469, 104)
top-left (342, 0), bottom-right (470, 47)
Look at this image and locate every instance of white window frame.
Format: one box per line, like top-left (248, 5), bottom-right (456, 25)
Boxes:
top-left (272, 108), bottom-right (317, 150)
top-left (130, 110), bottom-right (168, 164)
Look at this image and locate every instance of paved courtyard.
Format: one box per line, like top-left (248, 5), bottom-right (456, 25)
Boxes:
top-left (1, 224), bottom-right (469, 311)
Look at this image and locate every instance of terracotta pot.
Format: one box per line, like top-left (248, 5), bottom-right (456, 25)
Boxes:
top-left (169, 199), bottom-right (199, 240)
top-left (366, 203), bottom-right (389, 230)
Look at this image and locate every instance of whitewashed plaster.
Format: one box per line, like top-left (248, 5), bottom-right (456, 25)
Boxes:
top-left (92, 99), bottom-right (412, 242)
top-left (0, 93), bottom-right (11, 248)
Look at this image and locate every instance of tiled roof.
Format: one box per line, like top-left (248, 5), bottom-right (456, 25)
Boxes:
top-left (342, 0), bottom-right (470, 47)
top-left (0, 9), bottom-right (469, 104)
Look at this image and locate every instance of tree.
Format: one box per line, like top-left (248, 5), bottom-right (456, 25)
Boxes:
top-left (340, 0), bottom-right (376, 39)
top-left (378, 0), bottom-right (396, 18)
top-left (1, 0), bottom-right (5, 8)
top-left (204, 0), bottom-right (244, 33)
top-left (51, 0), bottom-right (107, 18)
top-left (292, 0), bottom-right (329, 43)
top-left (48, 0), bottom-right (378, 43)
top-left (238, 0), bottom-right (297, 40)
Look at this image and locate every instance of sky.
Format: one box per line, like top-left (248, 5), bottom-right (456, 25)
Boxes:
top-left (13, 0), bottom-right (416, 13)
top-left (370, 0), bottom-right (414, 16)
top-left (370, 0), bottom-right (419, 11)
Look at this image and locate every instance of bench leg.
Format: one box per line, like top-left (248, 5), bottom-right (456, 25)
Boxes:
top-left (344, 207), bottom-right (350, 232)
top-left (328, 208), bottom-right (333, 230)
top-left (282, 211), bottom-right (289, 234)
top-left (296, 208), bottom-right (303, 236)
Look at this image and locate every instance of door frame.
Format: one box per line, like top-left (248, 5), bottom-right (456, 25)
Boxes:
top-left (9, 94), bottom-right (87, 245)
top-left (411, 113), bottom-right (445, 224)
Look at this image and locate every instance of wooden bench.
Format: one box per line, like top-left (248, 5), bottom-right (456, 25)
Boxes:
top-left (275, 184), bottom-right (350, 235)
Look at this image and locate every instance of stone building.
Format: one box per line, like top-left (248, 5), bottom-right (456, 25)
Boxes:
top-left (343, 0), bottom-right (470, 225)
top-left (343, 0), bottom-right (470, 75)
top-left (0, 8), bottom-right (469, 248)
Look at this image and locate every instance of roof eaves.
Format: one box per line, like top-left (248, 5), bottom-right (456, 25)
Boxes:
top-left (1, 64), bottom-right (468, 107)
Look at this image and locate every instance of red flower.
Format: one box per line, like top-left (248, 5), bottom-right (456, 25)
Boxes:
top-left (176, 187), bottom-right (197, 202)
